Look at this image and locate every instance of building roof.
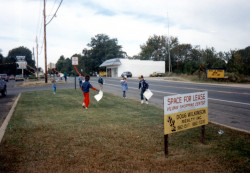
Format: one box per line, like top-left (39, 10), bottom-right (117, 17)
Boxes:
top-left (99, 58), bottom-right (121, 67)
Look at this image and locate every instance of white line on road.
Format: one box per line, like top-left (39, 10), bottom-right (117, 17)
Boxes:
top-left (97, 82), bottom-right (250, 106)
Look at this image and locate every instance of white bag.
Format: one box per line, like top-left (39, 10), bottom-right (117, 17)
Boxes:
top-left (143, 89), bottom-right (153, 100)
top-left (94, 91), bottom-right (103, 102)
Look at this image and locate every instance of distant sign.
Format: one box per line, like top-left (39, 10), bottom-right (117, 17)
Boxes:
top-left (164, 91), bottom-right (208, 135)
top-left (17, 61), bottom-right (27, 69)
top-left (16, 56), bottom-right (25, 61)
top-left (206, 69), bottom-right (225, 78)
top-left (72, 57), bottom-right (78, 65)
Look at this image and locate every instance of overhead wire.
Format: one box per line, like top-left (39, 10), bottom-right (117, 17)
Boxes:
top-left (46, 0), bottom-right (63, 26)
top-left (47, 0), bottom-right (59, 18)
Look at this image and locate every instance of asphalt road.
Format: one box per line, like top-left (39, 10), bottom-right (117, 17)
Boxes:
top-left (90, 77), bottom-right (250, 132)
top-left (1, 77), bottom-right (250, 132)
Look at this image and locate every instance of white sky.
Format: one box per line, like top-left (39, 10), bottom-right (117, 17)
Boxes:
top-left (0, 0), bottom-right (249, 70)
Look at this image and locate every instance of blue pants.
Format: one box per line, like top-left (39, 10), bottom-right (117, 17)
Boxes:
top-left (79, 81), bottom-right (82, 88)
top-left (123, 91), bottom-right (126, 98)
top-left (140, 89), bottom-right (148, 101)
top-left (53, 87), bottom-right (56, 93)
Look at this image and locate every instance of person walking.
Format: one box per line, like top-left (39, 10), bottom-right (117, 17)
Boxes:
top-left (120, 76), bottom-right (128, 98)
top-left (51, 79), bottom-right (58, 95)
top-left (64, 72), bottom-right (67, 82)
top-left (78, 75), bottom-right (83, 88)
top-left (138, 75), bottom-right (149, 104)
top-left (81, 74), bottom-right (98, 109)
top-left (98, 75), bottom-right (104, 90)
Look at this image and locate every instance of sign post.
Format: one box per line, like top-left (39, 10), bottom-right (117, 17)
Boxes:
top-left (72, 57), bottom-right (78, 90)
top-left (16, 56), bottom-right (27, 78)
top-left (164, 91), bottom-right (208, 155)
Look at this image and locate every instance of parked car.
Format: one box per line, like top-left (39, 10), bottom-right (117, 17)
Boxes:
top-left (15, 75), bottom-right (24, 81)
top-left (9, 75), bottom-right (15, 80)
top-left (0, 78), bottom-right (7, 96)
top-left (0, 74), bottom-right (9, 82)
top-left (121, 71), bottom-right (132, 78)
top-left (150, 72), bottom-right (164, 77)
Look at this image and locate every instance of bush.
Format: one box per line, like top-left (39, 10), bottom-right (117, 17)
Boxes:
top-left (227, 72), bottom-right (248, 83)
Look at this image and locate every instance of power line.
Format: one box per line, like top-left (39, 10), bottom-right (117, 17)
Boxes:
top-left (46, 0), bottom-right (63, 26)
top-left (47, 0), bottom-right (59, 17)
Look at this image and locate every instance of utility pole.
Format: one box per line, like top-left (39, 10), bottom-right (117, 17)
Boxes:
top-left (32, 47), bottom-right (35, 61)
top-left (36, 36), bottom-right (39, 79)
top-left (167, 12), bottom-right (171, 74)
top-left (43, 0), bottom-right (48, 83)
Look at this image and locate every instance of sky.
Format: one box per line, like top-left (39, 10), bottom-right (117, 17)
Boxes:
top-left (0, 0), bottom-right (249, 70)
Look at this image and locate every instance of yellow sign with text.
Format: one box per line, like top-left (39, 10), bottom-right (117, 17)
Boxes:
top-left (164, 107), bottom-right (208, 135)
top-left (207, 69), bottom-right (225, 78)
top-left (99, 71), bottom-right (107, 76)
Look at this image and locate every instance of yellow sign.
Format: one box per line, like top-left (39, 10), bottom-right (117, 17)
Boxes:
top-left (207, 69), bottom-right (225, 78)
top-left (164, 91), bottom-right (208, 135)
top-left (164, 107), bottom-right (208, 134)
top-left (99, 71), bottom-right (106, 76)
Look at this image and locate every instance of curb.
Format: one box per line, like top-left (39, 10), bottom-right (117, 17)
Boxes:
top-left (210, 121), bottom-right (250, 134)
top-left (0, 93), bottom-right (21, 144)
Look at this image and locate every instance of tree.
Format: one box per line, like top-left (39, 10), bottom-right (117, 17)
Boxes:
top-left (171, 44), bottom-right (192, 73)
top-left (0, 52), bottom-right (4, 74)
top-left (139, 35), bottom-right (179, 72)
top-left (85, 34), bottom-right (125, 73)
top-left (55, 55), bottom-right (65, 72)
top-left (139, 35), bottom-right (179, 61)
top-left (227, 47), bottom-right (250, 75)
top-left (5, 46), bottom-right (35, 75)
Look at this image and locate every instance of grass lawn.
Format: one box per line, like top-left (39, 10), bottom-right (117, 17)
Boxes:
top-left (0, 89), bottom-right (249, 172)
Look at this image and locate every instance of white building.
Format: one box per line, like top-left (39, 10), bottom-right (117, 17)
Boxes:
top-left (100, 58), bottom-right (165, 77)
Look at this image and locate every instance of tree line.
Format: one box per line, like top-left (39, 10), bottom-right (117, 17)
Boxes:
top-left (0, 47), bottom-right (36, 76)
top-left (1, 34), bottom-right (249, 80)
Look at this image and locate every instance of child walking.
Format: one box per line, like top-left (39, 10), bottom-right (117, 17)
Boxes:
top-left (138, 75), bottom-right (149, 104)
top-left (120, 76), bottom-right (128, 98)
top-left (81, 75), bottom-right (98, 109)
top-left (98, 75), bottom-right (104, 90)
top-left (51, 79), bottom-right (58, 95)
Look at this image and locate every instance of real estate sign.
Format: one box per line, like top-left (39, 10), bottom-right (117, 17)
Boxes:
top-left (164, 91), bottom-right (208, 135)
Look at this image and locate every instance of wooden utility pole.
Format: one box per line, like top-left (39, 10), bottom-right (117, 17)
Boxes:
top-left (36, 36), bottom-right (39, 78)
top-left (167, 12), bottom-right (171, 73)
top-left (43, 0), bottom-right (48, 83)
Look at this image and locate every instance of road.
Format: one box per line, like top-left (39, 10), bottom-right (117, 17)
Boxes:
top-left (90, 77), bottom-right (250, 132)
top-left (1, 77), bottom-right (250, 132)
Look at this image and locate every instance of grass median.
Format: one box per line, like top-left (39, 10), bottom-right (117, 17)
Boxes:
top-left (0, 89), bottom-right (249, 172)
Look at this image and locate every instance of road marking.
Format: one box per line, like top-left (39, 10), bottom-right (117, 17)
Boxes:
top-left (96, 82), bottom-right (250, 106)
top-left (208, 98), bottom-right (250, 106)
top-left (103, 79), bottom-right (250, 95)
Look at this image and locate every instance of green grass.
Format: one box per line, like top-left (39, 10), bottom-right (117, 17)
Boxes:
top-left (0, 89), bottom-right (249, 172)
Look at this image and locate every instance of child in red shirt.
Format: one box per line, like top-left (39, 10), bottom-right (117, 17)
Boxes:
top-left (81, 75), bottom-right (98, 109)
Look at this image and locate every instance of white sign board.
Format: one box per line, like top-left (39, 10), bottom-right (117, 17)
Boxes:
top-left (16, 56), bottom-right (25, 61)
top-left (17, 61), bottom-right (27, 69)
top-left (164, 91), bottom-right (208, 134)
top-left (72, 57), bottom-right (78, 65)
